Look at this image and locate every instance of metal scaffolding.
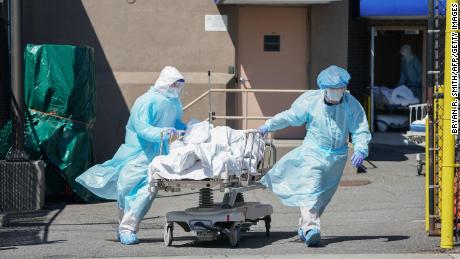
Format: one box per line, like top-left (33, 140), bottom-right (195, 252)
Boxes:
top-left (426, 0), bottom-right (460, 249)
top-left (427, 0), bottom-right (446, 237)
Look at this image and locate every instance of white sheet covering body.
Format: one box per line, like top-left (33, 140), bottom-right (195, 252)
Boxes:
top-left (374, 85), bottom-right (420, 106)
top-left (148, 122), bottom-right (264, 180)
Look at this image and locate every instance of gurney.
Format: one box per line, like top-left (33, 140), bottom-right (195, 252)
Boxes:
top-left (406, 103), bottom-right (427, 175)
top-left (148, 129), bottom-right (275, 247)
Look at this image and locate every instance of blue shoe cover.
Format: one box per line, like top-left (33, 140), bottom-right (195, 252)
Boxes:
top-left (119, 231), bottom-right (139, 245)
top-left (298, 228), bottom-right (306, 241)
top-left (116, 231), bottom-right (120, 241)
top-left (305, 228), bottom-right (321, 247)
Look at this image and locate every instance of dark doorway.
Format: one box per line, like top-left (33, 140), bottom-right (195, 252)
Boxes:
top-left (375, 30), bottom-right (423, 89)
top-left (372, 28), bottom-right (425, 133)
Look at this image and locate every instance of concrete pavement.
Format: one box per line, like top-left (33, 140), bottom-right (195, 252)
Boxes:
top-left (0, 144), bottom-right (456, 258)
top-left (108, 255), bottom-right (460, 259)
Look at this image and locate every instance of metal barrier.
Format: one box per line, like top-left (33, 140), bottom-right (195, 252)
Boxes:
top-left (425, 0), bottom-right (460, 248)
top-left (440, 0), bottom-right (459, 248)
top-left (184, 88), bottom-right (306, 127)
top-left (427, 85), bottom-right (444, 236)
top-left (409, 104), bottom-right (428, 124)
top-left (424, 0), bottom-right (460, 250)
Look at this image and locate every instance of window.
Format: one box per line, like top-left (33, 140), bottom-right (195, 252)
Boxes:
top-left (264, 35), bottom-right (280, 52)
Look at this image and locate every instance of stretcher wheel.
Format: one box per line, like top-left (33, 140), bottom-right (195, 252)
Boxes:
top-left (264, 216), bottom-right (271, 237)
top-left (163, 223), bottom-right (173, 246)
top-left (229, 223), bottom-right (241, 247)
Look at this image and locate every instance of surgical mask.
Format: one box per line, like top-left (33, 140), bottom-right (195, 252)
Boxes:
top-left (325, 88), bottom-right (345, 103)
top-left (164, 88), bottom-right (181, 98)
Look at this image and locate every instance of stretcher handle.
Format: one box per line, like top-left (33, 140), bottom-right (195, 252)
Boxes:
top-left (159, 129), bottom-right (186, 155)
top-left (242, 129), bottom-right (260, 134)
top-left (161, 128), bottom-right (186, 136)
top-left (241, 130), bottom-right (268, 185)
top-left (244, 129), bottom-right (270, 140)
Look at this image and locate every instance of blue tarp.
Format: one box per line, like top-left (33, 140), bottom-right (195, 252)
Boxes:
top-left (360, 0), bottom-right (446, 17)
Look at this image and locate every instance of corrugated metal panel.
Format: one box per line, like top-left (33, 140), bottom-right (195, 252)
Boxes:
top-left (0, 161), bottom-right (45, 212)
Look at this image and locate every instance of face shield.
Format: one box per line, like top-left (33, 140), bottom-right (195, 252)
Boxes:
top-left (164, 79), bottom-right (185, 98)
top-left (325, 87), bottom-right (346, 104)
top-left (153, 66), bottom-right (185, 98)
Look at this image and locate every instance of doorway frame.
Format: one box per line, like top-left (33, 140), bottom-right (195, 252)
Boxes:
top-left (369, 25), bottom-right (427, 133)
top-left (234, 5), bottom-right (310, 138)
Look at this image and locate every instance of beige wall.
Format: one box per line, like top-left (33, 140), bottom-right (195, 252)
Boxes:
top-left (310, 0), bottom-right (349, 88)
top-left (237, 6), bottom-right (308, 138)
top-left (23, 0), bottom-right (237, 162)
top-left (21, 0), bottom-right (350, 161)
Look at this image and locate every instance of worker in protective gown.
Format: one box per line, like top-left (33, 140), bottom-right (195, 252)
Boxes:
top-left (76, 66), bottom-right (186, 245)
top-left (398, 44), bottom-right (422, 99)
top-left (258, 65), bottom-right (371, 247)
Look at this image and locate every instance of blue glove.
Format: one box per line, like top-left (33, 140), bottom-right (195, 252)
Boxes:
top-left (258, 125), bottom-right (269, 136)
top-left (351, 151), bottom-right (365, 168)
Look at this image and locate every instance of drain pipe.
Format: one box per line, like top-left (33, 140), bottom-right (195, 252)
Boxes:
top-left (9, 0), bottom-right (24, 154)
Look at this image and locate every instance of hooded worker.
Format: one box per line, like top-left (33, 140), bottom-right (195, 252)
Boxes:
top-left (398, 44), bottom-right (422, 99)
top-left (76, 66), bottom-right (187, 245)
top-left (258, 65), bottom-right (371, 247)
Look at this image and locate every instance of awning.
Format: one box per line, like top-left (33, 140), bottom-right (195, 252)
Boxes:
top-left (360, 0), bottom-right (446, 18)
top-left (215, 0), bottom-right (341, 5)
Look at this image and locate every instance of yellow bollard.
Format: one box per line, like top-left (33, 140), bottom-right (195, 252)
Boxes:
top-left (441, 0), bottom-right (458, 249)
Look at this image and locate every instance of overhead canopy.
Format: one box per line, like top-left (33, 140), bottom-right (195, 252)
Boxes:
top-left (360, 0), bottom-right (446, 18)
top-left (215, 0), bottom-right (341, 4)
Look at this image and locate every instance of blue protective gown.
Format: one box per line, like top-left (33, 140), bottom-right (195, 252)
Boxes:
top-left (260, 90), bottom-right (371, 213)
top-left (399, 56), bottom-right (422, 98)
top-left (76, 82), bottom-right (185, 232)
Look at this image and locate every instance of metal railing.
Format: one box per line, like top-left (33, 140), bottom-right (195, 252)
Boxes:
top-left (184, 88), bottom-right (306, 128)
top-left (425, 0), bottom-right (447, 239)
top-left (409, 103), bottom-right (428, 125)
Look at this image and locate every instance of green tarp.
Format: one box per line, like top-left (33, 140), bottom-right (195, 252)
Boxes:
top-left (0, 44), bottom-right (99, 202)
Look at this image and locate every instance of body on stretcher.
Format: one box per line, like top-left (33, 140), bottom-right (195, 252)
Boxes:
top-left (148, 129), bottom-right (275, 247)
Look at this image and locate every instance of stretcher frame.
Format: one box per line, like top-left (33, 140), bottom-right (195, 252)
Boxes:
top-left (406, 103), bottom-right (427, 175)
top-left (148, 129), bottom-right (275, 247)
